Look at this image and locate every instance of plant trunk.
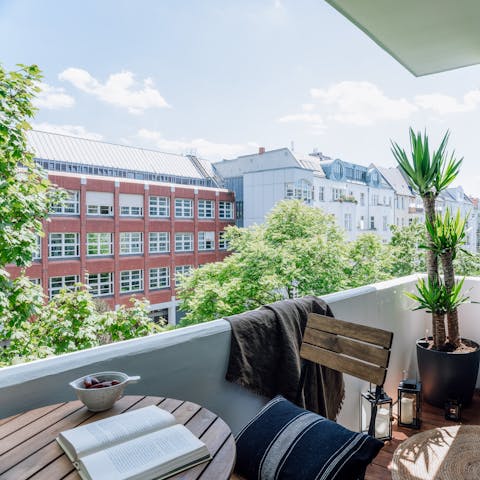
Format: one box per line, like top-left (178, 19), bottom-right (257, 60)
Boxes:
top-left (441, 249), bottom-right (460, 348)
top-left (433, 312), bottom-right (446, 349)
top-left (423, 193), bottom-right (442, 347)
top-left (422, 194), bottom-right (439, 283)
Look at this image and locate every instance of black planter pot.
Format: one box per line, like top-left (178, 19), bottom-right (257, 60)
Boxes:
top-left (417, 338), bottom-right (480, 408)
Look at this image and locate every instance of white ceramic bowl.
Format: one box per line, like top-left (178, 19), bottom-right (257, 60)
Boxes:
top-left (69, 371), bottom-right (141, 412)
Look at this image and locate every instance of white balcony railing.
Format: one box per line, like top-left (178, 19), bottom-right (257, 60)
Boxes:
top-left (1, 275), bottom-right (480, 434)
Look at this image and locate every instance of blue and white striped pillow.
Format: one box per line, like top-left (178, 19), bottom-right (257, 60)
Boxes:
top-left (235, 396), bottom-right (383, 480)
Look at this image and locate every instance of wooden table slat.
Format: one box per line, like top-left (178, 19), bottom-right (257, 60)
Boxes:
top-left (0, 396), bottom-right (235, 480)
top-left (1, 396), bottom-right (146, 480)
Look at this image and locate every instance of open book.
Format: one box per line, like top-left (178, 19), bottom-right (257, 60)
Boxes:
top-left (56, 405), bottom-right (211, 480)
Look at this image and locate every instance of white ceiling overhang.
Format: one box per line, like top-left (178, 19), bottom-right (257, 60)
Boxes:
top-left (326, 0), bottom-right (480, 76)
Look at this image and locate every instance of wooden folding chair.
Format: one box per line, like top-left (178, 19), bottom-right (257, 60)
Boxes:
top-left (298, 313), bottom-right (394, 436)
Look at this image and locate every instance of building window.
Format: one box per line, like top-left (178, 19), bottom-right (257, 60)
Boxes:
top-left (149, 232), bottom-right (170, 253)
top-left (332, 188), bottom-right (346, 201)
top-left (360, 193), bottom-right (365, 206)
top-left (120, 232), bottom-right (144, 254)
top-left (87, 233), bottom-right (113, 256)
top-left (49, 275), bottom-right (79, 298)
top-left (372, 194), bottom-right (379, 206)
top-left (175, 265), bottom-right (192, 286)
top-left (175, 198), bottom-right (193, 218)
top-left (198, 199), bottom-right (215, 219)
top-left (120, 205), bottom-right (143, 216)
top-left (344, 214), bottom-right (352, 231)
top-left (120, 269), bottom-right (144, 293)
top-left (32, 235), bottom-right (41, 260)
top-left (219, 231), bottom-right (229, 250)
top-left (87, 272), bottom-right (114, 296)
top-left (86, 192), bottom-right (114, 216)
top-left (48, 233), bottom-right (80, 258)
top-left (87, 204), bottom-right (113, 215)
top-left (370, 216), bottom-right (375, 230)
top-left (284, 180), bottom-right (313, 203)
top-left (50, 190), bottom-right (80, 215)
top-left (198, 231), bottom-right (215, 250)
top-left (219, 201), bottom-right (234, 219)
top-left (149, 196), bottom-right (170, 217)
top-left (318, 186), bottom-right (324, 202)
top-left (119, 194), bottom-right (143, 217)
top-left (383, 216), bottom-right (388, 231)
top-left (175, 233), bottom-right (194, 252)
top-left (359, 216), bottom-right (365, 230)
top-left (332, 162), bottom-right (343, 179)
top-left (149, 267), bottom-right (170, 289)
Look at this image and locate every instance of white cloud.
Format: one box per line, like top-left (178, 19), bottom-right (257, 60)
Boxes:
top-left (32, 122), bottom-right (103, 141)
top-left (33, 82), bottom-right (75, 109)
top-left (59, 68), bottom-right (169, 114)
top-left (415, 91), bottom-right (480, 114)
top-left (137, 129), bottom-right (257, 159)
top-left (302, 103), bottom-right (315, 112)
top-left (310, 81), bottom-right (417, 126)
top-left (278, 113), bottom-right (324, 124)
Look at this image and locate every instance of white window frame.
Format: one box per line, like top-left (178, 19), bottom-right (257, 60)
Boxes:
top-left (370, 216), bottom-right (375, 230)
top-left (120, 205), bottom-right (143, 217)
top-left (175, 233), bottom-right (194, 252)
top-left (86, 233), bottom-right (113, 256)
top-left (120, 269), bottom-right (144, 293)
top-left (198, 231), bottom-right (215, 251)
top-left (175, 198), bottom-right (193, 218)
top-left (175, 265), bottom-right (192, 286)
top-left (198, 199), bottom-right (215, 219)
top-left (87, 204), bottom-right (113, 216)
top-left (149, 267), bottom-right (170, 289)
top-left (344, 213), bottom-right (352, 231)
top-left (149, 232), bottom-right (170, 253)
top-left (48, 233), bottom-right (80, 258)
top-left (32, 235), bottom-right (42, 260)
top-left (383, 216), bottom-right (388, 231)
top-left (149, 196), bottom-right (170, 217)
top-left (318, 186), bottom-right (325, 202)
top-left (51, 190), bottom-right (80, 215)
top-left (87, 272), bottom-right (114, 296)
top-left (219, 201), bottom-right (234, 219)
top-left (49, 275), bottom-right (79, 298)
top-left (120, 232), bottom-right (144, 255)
top-left (218, 231), bottom-right (229, 250)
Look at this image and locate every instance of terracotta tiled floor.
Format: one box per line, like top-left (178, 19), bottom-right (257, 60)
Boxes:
top-left (365, 391), bottom-right (480, 479)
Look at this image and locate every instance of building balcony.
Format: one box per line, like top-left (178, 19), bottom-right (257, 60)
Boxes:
top-left (2, 274), bottom-right (480, 478)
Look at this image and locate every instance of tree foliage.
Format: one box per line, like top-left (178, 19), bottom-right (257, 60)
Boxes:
top-left (0, 64), bottom-right (62, 338)
top-left (178, 200), bottom-right (350, 325)
top-left (1, 285), bottom-right (164, 366)
top-left (178, 200), bottom-right (480, 326)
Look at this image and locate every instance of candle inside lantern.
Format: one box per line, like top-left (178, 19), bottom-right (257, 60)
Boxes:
top-left (400, 396), bottom-right (414, 424)
top-left (375, 407), bottom-right (390, 437)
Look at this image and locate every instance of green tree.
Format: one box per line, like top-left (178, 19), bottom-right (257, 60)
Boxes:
top-left (0, 64), bottom-right (61, 338)
top-left (389, 220), bottom-right (426, 276)
top-left (1, 286), bottom-right (164, 366)
top-left (346, 233), bottom-right (393, 287)
top-left (178, 200), bottom-right (350, 325)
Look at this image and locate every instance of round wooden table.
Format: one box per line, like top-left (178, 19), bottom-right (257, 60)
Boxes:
top-left (0, 395), bottom-right (236, 480)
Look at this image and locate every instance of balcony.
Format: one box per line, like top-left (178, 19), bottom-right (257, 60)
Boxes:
top-left (2, 274), bottom-right (480, 478)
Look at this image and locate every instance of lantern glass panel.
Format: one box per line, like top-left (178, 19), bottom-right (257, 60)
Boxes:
top-left (360, 390), bottom-right (392, 441)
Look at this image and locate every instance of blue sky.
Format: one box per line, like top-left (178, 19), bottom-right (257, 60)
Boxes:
top-left (2, 0), bottom-right (480, 195)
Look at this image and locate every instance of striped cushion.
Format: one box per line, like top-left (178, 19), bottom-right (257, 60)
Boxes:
top-left (235, 396), bottom-right (383, 480)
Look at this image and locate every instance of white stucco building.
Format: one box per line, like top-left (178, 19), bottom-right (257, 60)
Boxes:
top-left (214, 147), bottom-right (478, 251)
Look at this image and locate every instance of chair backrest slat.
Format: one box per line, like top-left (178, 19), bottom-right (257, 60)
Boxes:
top-left (300, 313), bottom-right (393, 387)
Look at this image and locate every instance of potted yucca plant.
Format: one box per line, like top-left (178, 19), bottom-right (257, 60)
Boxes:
top-left (392, 129), bottom-right (480, 407)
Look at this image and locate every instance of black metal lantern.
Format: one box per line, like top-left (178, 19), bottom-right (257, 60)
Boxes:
top-left (360, 386), bottom-right (392, 441)
top-left (445, 399), bottom-right (462, 421)
top-left (398, 378), bottom-right (422, 429)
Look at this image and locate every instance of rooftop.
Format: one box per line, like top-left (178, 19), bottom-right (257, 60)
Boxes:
top-left (28, 130), bottom-right (218, 186)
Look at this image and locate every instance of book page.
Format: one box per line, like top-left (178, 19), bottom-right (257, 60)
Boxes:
top-left (79, 424), bottom-right (210, 480)
top-left (58, 405), bottom-right (176, 460)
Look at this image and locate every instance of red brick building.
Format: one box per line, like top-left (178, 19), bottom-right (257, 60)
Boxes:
top-left (6, 131), bottom-right (235, 324)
